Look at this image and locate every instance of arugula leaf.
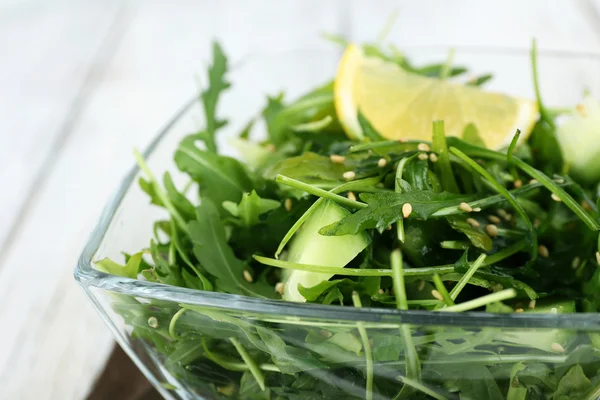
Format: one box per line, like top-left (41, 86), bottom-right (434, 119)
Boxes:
top-left (222, 190), bottom-right (280, 226)
top-left (199, 42), bottom-right (231, 152)
top-left (446, 216), bottom-right (492, 251)
top-left (175, 135), bottom-right (254, 211)
top-left (95, 252), bottom-right (143, 279)
top-left (264, 152), bottom-right (347, 184)
top-left (320, 191), bottom-right (475, 236)
top-left (188, 199), bottom-right (274, 298)
top-left (554, 365), bottom-right (592, 400)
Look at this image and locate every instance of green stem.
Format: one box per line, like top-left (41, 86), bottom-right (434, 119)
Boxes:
top-left (450, 142), bottom-right (599, 231)
top-left (431, 181), bottom-right (571, 217)
top-left (432, 274), bottom-right (454, 306)
top-left (511, 157), bottom-right (600, 231)
top-left (168, 308), bottom-right (187, 339)
top-left (440, 240), bottom-right (469, 250)
top-left (255, 240), bottom-right (524, 278)
top-left (275, 174), bottom-right (367, 209)
top-left (202, 339), bottom-right (280, 372)
top-left (274, 177), bottom-right (381, 258)
top-left (395, 155), bottom-right (417, 242)
top-left (438, 289), bottom-right (517, 312)
top-left (432, 120), bottom-right (459, 192)
top-left (531, 39), bottom-right (554, 127)
top-left (391, 250), bottom-right (421, 386)
top-left (230, 338), bottom-right (266, 391)
top-left (439, 48), bottom-right (455, 81)
top-left (352, 292), bottom-right (373, 400)
top-left (134, 149), bottom-right (188, 234)
top-left (449, 254), bottom-right (487, 300)
top-left (396, 376), bottom-right (450, 400)
top-left (450, 146), bottom-right (537, 258)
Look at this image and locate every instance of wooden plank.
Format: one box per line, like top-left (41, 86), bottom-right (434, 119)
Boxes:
top-left (0, 0), bottom-right (123, 257)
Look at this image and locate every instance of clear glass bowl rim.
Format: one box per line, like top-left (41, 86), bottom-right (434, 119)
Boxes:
top-left (75, 47), bottom-right (600, 331)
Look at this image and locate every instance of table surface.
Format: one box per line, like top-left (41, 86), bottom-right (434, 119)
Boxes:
top-left (2, 1), bottom-right (600, 398)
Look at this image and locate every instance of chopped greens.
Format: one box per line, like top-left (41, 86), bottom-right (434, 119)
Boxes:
top-left (93, 37), bottom-right (600, 400)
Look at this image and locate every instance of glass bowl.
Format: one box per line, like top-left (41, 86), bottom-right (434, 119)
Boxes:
top-left (75, 47), bottom-right (600, 400)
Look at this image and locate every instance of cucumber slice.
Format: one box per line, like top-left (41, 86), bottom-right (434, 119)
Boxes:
top-left (556, 95), bottom-right (600, 183)
top-left (496, 299), bottom-right (575, 353)
top-left (283, 200), bottom-right (370, 302)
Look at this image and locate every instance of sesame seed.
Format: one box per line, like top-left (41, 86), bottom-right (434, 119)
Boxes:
top-left (243, 270), bottom-right (253, 283)
top-left (417, 143), bottom-right (430, 152)
top-left (576, 103), bottom-right (587, 117)
top-left (596, 251), bottom-right (600, 265)
top-left (284, 198), bottom-right (293, 211)
top-left (551, 342), bottom-right (566, 353)
top-left (377, 158), bottom-right (388, 167)
top-left (466, 218), bottom-right (480, 228)
top-left (514, 180), bottom-right (523, 188)
top-left (493, 283), bottom-right (504, 292)
top-left (377, 288), bottom-right (385, 295)
top-left (320, 330), bottom-right (333, 338)
top-left (488, 215), bottom-right (501, 224)
top-left (397, 138), bottom-right (408, 143)
top-left (431, 290), bottom-right (444, 301)
top-left (402, 203), bottom-right (413, 219)
top-left (504, 213), bottom-right (513, 222)
top-left (515, 308), bottom-right (524, 313)
top-left (418, 152), bottom-right (429, 161)
top-left (347, 191), bottom-right (357, 201)
top-left (385, 225), bottom-right (392, 231)
top-left (343, 171), bottom-right (356, 180)
top-left (529, 300), bottom-right (536, 310)
top-left (551, 193), bottom-right (562, 202)
top-left (571, 257), bottom-right (581, 269)
top-left (485, 224), bottom-right (499, 237)
top-left (418, 280), bottom-right (425, 291)
top-left (473, 207), bottom-right (482, 212)
top-left (148, 317), bottom-right (158, 328)
top-left (275, 282), bottom-right (285, 295)
top-left (534, 218), bottom-right (542, 228)
top-left (582, 201), bottom-right (593, 211)
top-left (330, 154), bottom-right (345, 164)
top-left (554, 177), bottom-right (565, 184)
top-left (265, 144), bottom-right (276, 152)
top-left (459, 202), bottom-right (473, 212)
top-left (538, 245), bottom-right (549, 258)
top-left (529, 179), bottom-right (538, 185)
top-left (429, 153), bottom-right (438, 162)
top-left (497, 209), bottom-right (508, 218)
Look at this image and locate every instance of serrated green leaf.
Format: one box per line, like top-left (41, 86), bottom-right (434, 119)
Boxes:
top-left (222, 190), bottom-right (280, 226)
top-left (175, 135), bottom-right (254, 211)
top-left (188, 199), bottom-right (275, 298)
top-left (95, 252), bottom-right (143, 279)
top-left (320, 191), bottom-right (474, 236)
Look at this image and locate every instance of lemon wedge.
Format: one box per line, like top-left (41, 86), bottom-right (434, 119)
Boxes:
top-left (334, 44), bottom-right (538, 149)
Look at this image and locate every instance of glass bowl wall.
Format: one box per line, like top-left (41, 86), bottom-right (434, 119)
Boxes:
top-left (75, 48), bottom-right (600, 399)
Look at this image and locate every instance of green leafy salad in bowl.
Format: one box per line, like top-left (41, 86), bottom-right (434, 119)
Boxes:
top-left (84, 33), bottom-right (600, 400)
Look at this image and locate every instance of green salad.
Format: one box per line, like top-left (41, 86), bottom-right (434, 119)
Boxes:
top-left (96, 34), bottom-right (600, 400)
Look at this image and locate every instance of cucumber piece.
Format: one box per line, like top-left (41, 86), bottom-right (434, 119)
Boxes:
top-left (283, 200), bottom-right (370, 302)
top-left (556, 95), bottom-right (600, 183)
top-left (496, 299), bottom-right (575, 353)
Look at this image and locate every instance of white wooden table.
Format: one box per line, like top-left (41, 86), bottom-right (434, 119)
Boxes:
top-left (1, 1), bottom-right (599, 398)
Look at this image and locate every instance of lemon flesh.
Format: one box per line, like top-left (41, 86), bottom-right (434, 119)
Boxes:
top-left (335, 44), bottom-right (538, 149)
